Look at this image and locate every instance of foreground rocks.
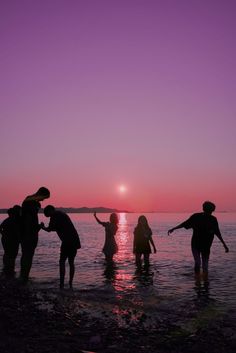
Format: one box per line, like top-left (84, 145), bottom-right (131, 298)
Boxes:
top-left (0, 278), bottom-right (236, 353)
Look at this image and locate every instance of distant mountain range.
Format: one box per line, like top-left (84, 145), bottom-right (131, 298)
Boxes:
top-left (53, 207), bottom-right (129, 214)
top-left (0, 206), bottom-right (129, 214)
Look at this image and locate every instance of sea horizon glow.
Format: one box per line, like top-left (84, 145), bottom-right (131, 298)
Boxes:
top-left (1, 0), bottom-right (235, 212)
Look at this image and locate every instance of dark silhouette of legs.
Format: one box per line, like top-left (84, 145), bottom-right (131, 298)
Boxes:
top-left (105, 254), bottom-right (113, 263)
top-left (144, 254), bottom-right (150, 268)
top-left (20, 242), bottom-right (37, 281)
top-left (68, 255), bottom-right (75, 288)
top-left (191, 246), bottom-right (201, 274)
top-left (59, 247), bottom-right (77, 288)
top-left (2, 242), bottom-right (19, 276)
top-left (201, 251), bottom-right (210, 273)
top-left (135, 253), bottom-right (142, 268)
top-left (59, 257), bottom-right (66, 289)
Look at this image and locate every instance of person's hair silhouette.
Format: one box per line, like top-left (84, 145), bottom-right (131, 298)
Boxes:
top-left (133, 215), bottom-right (156, 268)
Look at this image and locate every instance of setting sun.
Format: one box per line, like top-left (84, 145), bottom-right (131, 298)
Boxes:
top-left (119, 185), bottom-right (127, 193)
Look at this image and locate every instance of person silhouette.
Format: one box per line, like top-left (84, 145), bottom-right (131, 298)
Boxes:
top-left (41, 205), bottom-right (81, 289)
top-left (94, 212), bottom-right (118, 263)
top-left (133, 215), bottom-right (156, 268)
top-left (20, 187), bottom-right (50, 282)
top-left (0, 205), bottom-right (21, 276)
top-left (168, 201), bottom-right (229, 278)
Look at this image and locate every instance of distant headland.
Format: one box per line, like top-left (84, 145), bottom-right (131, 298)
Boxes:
top-left (0, 207), bottom-right (129, 214)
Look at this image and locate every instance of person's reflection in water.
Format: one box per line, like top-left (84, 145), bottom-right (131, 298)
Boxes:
top-left (134, 264), bottom-right (154, 286)
top-left (194, 275), bottom-right (210, 304)
top-left (103, 261), bottom-right (117, 284)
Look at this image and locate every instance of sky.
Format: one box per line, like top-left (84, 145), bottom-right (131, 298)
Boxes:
top-left (0, 0), bottom-right (235, 212)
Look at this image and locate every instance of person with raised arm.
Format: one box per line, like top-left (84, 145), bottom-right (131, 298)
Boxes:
top-left (94, 212), bottom-right (118, 263)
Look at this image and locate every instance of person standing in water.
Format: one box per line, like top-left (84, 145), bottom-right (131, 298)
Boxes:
top-left (41, 205), bottom-right (81, 289)
top-left (133, 215), bottom-right (157, 268)
top-left (0, 205), bottom-right (21, 276)
top-left (94, 212), bottom-right (119, 263)
top-left (168, 201), bottom-right (229, 278)
top-left (20, 187), bottom-right (50, 282)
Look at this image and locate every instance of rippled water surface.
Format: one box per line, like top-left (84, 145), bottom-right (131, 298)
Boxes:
top-left (1, 212), bottom-right (235, 312)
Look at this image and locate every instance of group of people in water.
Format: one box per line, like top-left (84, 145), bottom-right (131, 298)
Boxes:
top-left (0, 186), bottom-right (229, 288)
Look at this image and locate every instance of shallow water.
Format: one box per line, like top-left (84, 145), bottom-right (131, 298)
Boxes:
top-left (1, 212), bottom-right (236, 313)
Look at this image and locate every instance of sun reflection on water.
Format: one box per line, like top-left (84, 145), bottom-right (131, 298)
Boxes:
top-left (117, 213), bottom-right (129, 250)
top-left (109, 213), bottom-right (136, 293)
top-left (116, 212), bottom-right (131, 265)
top-left (109, 213), bottom-right (153, 325)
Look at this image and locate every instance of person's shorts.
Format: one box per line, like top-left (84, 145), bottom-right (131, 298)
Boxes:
top-left (60, 244), bottom-right (77, 261)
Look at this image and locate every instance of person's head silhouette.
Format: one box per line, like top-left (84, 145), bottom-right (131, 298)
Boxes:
top-left (138, 215), bottom-right (149, 227)
top-left (35, 187), bottom-right (50, 201)
top-left (110, 213), bottom-right (118, 225)
top-left (44, 205), bottom-right (55, 217)
top-left (202, 201), bottom-right (216, 215)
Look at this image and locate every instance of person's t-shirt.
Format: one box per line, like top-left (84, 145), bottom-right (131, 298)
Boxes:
top-left (0, 217), bottom-right (21, 246)
top-left (21, 199), bottom-right (41, 238)
top-left (48, 211), bottom-right (81, 248)
top-left (182, 212), bottom-right (220, 250)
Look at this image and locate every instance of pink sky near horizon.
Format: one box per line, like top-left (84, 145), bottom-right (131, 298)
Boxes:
top-left (1, 0), bottom-right (236, 212)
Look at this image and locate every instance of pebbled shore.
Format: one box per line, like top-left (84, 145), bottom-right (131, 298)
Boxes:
top-left (0, 277), bottom-right (236, 353)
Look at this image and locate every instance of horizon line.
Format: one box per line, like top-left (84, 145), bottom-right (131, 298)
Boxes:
top-left (0, 206), bottom-right (234, 214)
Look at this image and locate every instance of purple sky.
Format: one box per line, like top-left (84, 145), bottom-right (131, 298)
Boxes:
top-left (1, 0), bottom-right (236, 212)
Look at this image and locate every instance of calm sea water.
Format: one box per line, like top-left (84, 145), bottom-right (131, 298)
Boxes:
top-left (0, 212), bottom-right (235, 311)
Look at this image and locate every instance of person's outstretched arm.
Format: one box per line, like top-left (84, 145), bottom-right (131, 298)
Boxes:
top-left (133, 237), bottom-right (136, 254)
top-left (94, 212), bottom-right (105, 226)
top-left (133, 231), bottom-right (137, 254)
top-left (40, 218), bottom-right (56, 233)
top-left (215, 223), bottom-right (229, 252)
top-left (168, 221), bottom-right (187, 235)
top-left (149, 236), bottom-right (157, 253)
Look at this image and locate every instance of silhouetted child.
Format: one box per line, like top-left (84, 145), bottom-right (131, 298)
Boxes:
top-left (94, 212), bottom-right (118, 263)
top-left (168, 201), bottom-right (229, 279)
top-left (41, 205), bottom-right (81, 289)
top-left (0, 205), bottom-right (21, 276)
top-left (133, 215), bottom-right (156, 268)
top-left (20, 186), bottom-right (50, 282)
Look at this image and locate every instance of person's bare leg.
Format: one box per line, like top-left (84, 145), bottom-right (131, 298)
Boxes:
top-left (192, 246), bottom-right (201, 276)
top-left (68, 257), bottom-right (75, 288)
top-left (105, 254), bottom-right (113, 264)
top-left (202, 251), bottom-right (210, 281)
top-left (144, 254), bottom-right (150, 268)
top-left (135, 253), bottom-right (142, 268)
top-left (59, 258), bottom-right (66, 289)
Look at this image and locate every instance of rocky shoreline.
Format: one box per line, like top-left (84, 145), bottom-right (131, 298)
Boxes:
top-left (1, 277), bottom-right (236, 353)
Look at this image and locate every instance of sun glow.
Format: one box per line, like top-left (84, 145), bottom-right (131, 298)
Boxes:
top-left (119, 185), bottom-right (127, 193)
